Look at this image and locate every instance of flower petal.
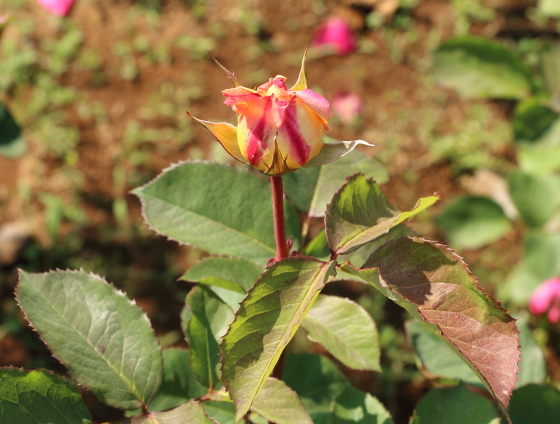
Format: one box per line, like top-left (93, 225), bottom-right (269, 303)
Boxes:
top-left (223, 86), bottom-right (258, 107)
top-left (529, 277), bottom-right (560, 315)
top-left (234, 95), bottom-right (277, 170)
top-left (295, 89), bottom-right (333, 121)
top-left (187, 113), bottom-right (247, 164)
top-left (274, 99), bottom-right (325, 169)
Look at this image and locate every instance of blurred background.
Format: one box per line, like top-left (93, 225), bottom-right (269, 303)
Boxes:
top-left (0, 0), bottom-right (559, 422)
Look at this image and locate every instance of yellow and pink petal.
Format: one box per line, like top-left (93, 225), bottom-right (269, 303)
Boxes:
top-left (187, 113), bottom-right (247, 164)
top-left (294, 89), bottom-right (333, 122)
top-left (273, 100), bottom-right (325, 170)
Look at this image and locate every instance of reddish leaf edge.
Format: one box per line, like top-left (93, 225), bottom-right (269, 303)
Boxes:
top-left (339, 237), bottom-right (520, 423)
top-left (14, 268), bottom-right (162, 412)
top-left (324, 172), bottom-right (439, 257)
top-left (130, 160), bottom-right (280, 267)
top-left (218, 255), bottom-right (336, 422)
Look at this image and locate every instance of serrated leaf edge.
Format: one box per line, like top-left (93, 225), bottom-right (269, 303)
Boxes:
top-left (132, 160), bottom-right (279, 265)
top-left (15, 268), bottom-right (163, 410)
top-left (345, 237), bottom-right (520, 422)
top-left (301, 295), bottom-right (382, 372)
top-left (218, 256), bottom-right (336, 422)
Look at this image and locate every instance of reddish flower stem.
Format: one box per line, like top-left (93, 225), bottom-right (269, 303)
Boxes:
top-left (271, 176), bottom-right (289, 262)
top-left (270, 175), bottom-right (288, 382)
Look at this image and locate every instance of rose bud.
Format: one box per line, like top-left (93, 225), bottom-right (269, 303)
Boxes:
top-left (36, 0), bottom-right (76, 16)
top-left (332, 91), bottom-right (363, 125)
top-left (529, 277), bottom-right (560, 324)
top-left (312, 17), bottom-right (356, 56)
top-left (189, 54), bottom-right (332, 176)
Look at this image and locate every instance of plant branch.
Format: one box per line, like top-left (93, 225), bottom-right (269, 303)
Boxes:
top-left (270, 175), bottom-right (288, 385)
top-left (271, 175), bottom-right (289, 262)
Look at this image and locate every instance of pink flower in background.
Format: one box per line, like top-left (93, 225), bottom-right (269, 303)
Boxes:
top-left (0, 15), bottom-right (9, 36)
top-left (312, 17), bottom-right (356, 56)
top-left (332, 91), bottom-right (363, 125)
top-left (529, 277), bottom-right (560, 324)
top-left (36, 0), bottom-right (75, 16)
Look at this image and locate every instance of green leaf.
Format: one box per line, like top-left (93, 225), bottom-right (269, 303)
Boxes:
top-left (0, 102), bottom-right (26, 158)
top-left (540, 42), bottom-right (560, 98)
top-left (411, 384), bottom-right (500, 424)
top-left (332, 386), bottom-right (393, 424)
top-left (148, 348), bottom-right (207, 412)
top-left (497, 261), bottom-right (542, 306)
top-left (125, 400), bottom-right (218, 424)
top-left (338, 224), bottom-right (418, 269)
top-left (409, 318), bottom-right (544, 388)
top-left (202, 400), bottom-right (239, 424)
top-left (517, 142), bottom-right (560, 175)
top-left (185, 286), bottom-right (234, 390)
top-left (180, 257), bottom-right (263, 295)
top-left (515, 321), bottom-right (546, 388)
top-left (508, 172), bottom-right (560, 227)
top-left (326, 174), bottom-right (437, 255)
top-left (507, 384), bottom-right (560, 424)
top-left (523, 230), bottom-right (560, 282)
top-left (304, 225), bottom-right (416, 271)
top-left (433, 35), bottom-right (533, 99)
top-left (303, 230), bottom-right (331, 261)
top-left (134, 161), bottom-right (300, 265)
top-left (283, 353), bottom-right (349, 420)
top-left (516, 108), bottom-right (560, 175)
top-left (16, 270), bottom-right (162, 411)
top-left (221, 257), bottom-right (337, 422)
top-left (512, 98), bottom-right (559, 143)
top-left (0, 368), bottom-right (92, 424)
top-left (436, 196), bottom-right (511, 249)
top-left (250, 378), bottom-right (313, 424)
top-left (406, 320), bottom-right (482, 386)
top-left (342, 237), bottom-right (520, 416)
top-left (284, 149), bottom-right (388, 217)
top-left (304, 139), bottom-right (374, 168)
top-left (538, 0), bottom-right (560, 17)
top-left (301, 295), bottom-right (380, 371)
